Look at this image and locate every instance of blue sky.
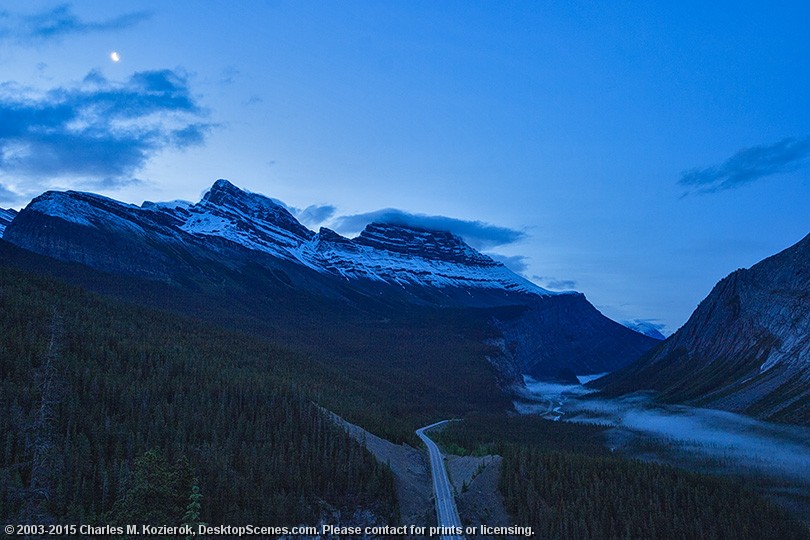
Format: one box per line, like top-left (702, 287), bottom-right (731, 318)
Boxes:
top-left (0, 1), bottom-right (808, 333)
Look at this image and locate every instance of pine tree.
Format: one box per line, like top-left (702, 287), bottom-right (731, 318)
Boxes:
top-left (182, 479), bottom-right (203, 540)
top-left (20, 311), bottom-right (64, 529)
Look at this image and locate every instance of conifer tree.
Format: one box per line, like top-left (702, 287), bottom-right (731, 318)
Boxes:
top-left (182, 479), bottom-right (203, 540)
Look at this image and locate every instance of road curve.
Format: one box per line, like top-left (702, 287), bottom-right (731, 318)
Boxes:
top-left (416, 421), bottom-right (465, 540)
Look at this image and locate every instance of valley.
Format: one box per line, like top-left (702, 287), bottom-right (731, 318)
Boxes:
top-left (0, 180), bottom-right (808, 537)
top-left (517, 376), bottom-right (810, 520)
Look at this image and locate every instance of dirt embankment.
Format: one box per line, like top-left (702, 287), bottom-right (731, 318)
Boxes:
top-left (446, 455), bottom-right (514, 538)
top-left (327, 411), bottom-right (517, 538)
top-left (325, 411), bottom-right (433, 526)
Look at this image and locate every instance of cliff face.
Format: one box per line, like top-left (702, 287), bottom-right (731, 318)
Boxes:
top-left (597, 232), bottom-right (810, 425)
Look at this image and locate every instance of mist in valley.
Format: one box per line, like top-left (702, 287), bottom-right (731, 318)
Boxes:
top-left (518, 376), bottom-right (810, 517)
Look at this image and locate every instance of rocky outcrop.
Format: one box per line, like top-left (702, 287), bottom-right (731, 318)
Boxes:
top-left (597, 232), bottom-right (810, 425)
top-left (355, 222), bottom-right (497, 267)
top-left (0, 208), bottom-right (17, 236)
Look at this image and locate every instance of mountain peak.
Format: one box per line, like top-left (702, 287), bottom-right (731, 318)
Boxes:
top-left (7, 180), bottom-right (560, 300)
top-left (193, 180), bottom-right (314, 245)
top-left (207, 178), bottom-right (243, 198)
top-left (317, 227), bottom-right (353, 245)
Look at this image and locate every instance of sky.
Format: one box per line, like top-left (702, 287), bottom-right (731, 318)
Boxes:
top-left (0, 1), bottom-right (808, 333)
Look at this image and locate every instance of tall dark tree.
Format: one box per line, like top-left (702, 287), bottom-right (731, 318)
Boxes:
top-left (182, 479), bottom-right (203, 540)
top-left (19, 311), bottom-right (64, 529)
top-left (108, 449), bottom-right (190, 526)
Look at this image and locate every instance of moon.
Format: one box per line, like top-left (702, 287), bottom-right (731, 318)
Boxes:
top-left (110, 51), bottom-right (120, 63)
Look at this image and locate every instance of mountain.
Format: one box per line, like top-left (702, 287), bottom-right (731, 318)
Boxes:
top-left (0, 208), bottom-right (16, 236)
top-left (5, 180), bottom-right (543, 299)
top-left (3, 179), bottom-right (657, 381)
top-left (596, 232), bottom-right (810, 425)
top-left (621, 320), bottom-right (666, 340)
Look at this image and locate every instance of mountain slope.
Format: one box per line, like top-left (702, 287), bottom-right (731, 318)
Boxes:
top-left (4, 180), bottom-right (552, 303)
top-left (596, 232), bottom-right (810, 425)
top-left (0, 263), bottom-right (398, 526)
top-left (3, 179), bottom-right (657, 381)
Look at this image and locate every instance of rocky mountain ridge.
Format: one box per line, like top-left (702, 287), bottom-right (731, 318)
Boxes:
top-left (2, 179), bottom-right (658, 381)
top-left (596, 232), bottom-right (810, 425)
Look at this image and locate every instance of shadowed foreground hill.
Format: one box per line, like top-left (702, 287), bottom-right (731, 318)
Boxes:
top-left (0, 266), bottom-right (401, 526)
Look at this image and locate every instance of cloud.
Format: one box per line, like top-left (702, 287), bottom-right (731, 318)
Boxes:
top-left (0, 183), bottom-right (20, 204)
top-left (220, 66), bottom-right (240, 85)
top-left (262, 196), bottom-right (335, 228)
top-left (679, 137), bottom-right (810, 194)
top-left (298, 204), bottom-right (337, 227)
top-left (0, 4), bottom-right (150, 43)
top-left (333, 208), bottom-right (526, 249)
top-left (532, 275), bottom-right (577, 290)
top-left (488, 254), bottom-right (529, 274)
top-left (519, 380), bottom-right (810, 488)
top-left (0, 69), bottom-right (212, 195)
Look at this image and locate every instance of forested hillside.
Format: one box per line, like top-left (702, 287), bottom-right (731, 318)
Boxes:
top-left (0, 267), bottom-right (397, 526)
top-left (0, 239), bottom-right (511, 445)
top-left (436, 415), bottom-right (809, 539)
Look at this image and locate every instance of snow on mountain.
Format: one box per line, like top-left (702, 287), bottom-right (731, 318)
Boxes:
top-left (307, 223), bottom-right (553, 294)
top-left (184, 181), bottom-right (556, 294)
top-left (181, 179), bottom-right (315, 261)
top-left (141, 200), bottom-right (193, 212)
top-left (621, 319), bottom-right (666, 340)
top-left (7, 179), bottom-right (556, 296)
top-left (4, 179), bottom-right (660, 380)
top-left (0, 208), bottom-right (17, 237)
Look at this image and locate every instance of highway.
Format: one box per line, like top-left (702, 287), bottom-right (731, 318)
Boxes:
top-left (416, 421), bottom-right (465, 540)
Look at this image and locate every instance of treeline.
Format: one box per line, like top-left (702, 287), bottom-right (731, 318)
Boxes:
top-left (434, 413), bottom-right (609, 457)
top-left (500, 448), bottom-right (809, 540)
top-left (0, 268), bottom-right (397, 526)
top-left (436, 415), bottom-right (809, 539)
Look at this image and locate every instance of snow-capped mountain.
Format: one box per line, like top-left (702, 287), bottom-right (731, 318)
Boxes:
top-left (597, 232), bottom-right (810, 425)
top-left (0, 208), bottom-right (17, 236)
top-left (621, 320), bottom-right (666, 340)
top-left (3, 179), bottom-right (658, 379)
top-left (7, 179), bottom-right (555, 298)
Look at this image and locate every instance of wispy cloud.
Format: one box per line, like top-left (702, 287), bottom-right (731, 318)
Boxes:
top-left (333, 208), bottom-right (526, 249)
top-left (488, 253), bottom-right (529, 274)
top-left (0, 69), bottom-right (213, 197)
top-left (298, 204), bottom-right (337, 227)
top-left (0, 183), bottom-right (19, 204)
top-left (532, 275), bottom-right (577, 290)
top-left (679, 137), bottom-right (810, 194)
top-left (263, 196), bottom-right (336, 228)
top-left (0, 4), bottom-right (150, 43)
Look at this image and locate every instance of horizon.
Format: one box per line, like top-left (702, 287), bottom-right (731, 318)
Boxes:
top-left (1, 2), bottom-right (808, 333)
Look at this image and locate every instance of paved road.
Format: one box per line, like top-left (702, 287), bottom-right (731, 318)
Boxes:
top-left (416, 421), bottom-right (464, 540)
